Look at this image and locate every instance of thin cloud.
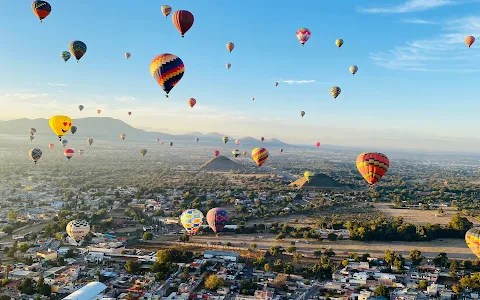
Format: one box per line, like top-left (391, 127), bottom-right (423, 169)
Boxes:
top-left (47, 83), bottom-right (67, 87)
top-left (370, 16), bottom-right (480, 72)
top-left (115, 96), bottom-right (137, 102)
top-left (402, 18), bottom-right (437, 24)
top-left (280, 80), bottom-right (316, 85)
top-left (0, 93), bottom-right (49, 100)
top-left (358, 0), bottom-right (461, 13)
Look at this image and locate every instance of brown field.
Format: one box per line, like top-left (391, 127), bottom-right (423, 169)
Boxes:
top-left (374, 203), bottom-right (480, 226)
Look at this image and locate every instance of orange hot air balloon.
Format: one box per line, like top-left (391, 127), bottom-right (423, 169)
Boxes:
top-left (97, 110), bottom-right (101, 114)
top-left (172, 10), bottom-right (194, 37)
top-left (465, 36), bottom-right (475, 48)
top-left (226, 42), bottom-right (235, 53)
top-left (356, 152), bottom-right (390, 185)
top-left (188, 98), bottom-right (196, 108)
top-left (252, 148), bottom-right (269, 167)
top-left (213, 150), bottom-right (220, 157)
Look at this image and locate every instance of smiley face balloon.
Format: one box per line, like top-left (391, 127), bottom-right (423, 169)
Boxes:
top-left (49, 115), bottom-right (72, 141)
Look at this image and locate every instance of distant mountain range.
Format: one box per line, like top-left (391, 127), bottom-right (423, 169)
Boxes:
top-left (0, 117), bottom-right (291, 146)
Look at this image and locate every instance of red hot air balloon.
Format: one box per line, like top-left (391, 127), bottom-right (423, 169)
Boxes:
top-left (64, 149), bottom-right (74, 160)
top-left (206, 208), bottom-right (230, 234)
top-left (315, 142), bottom-right (321, 148)
top-left (213, 150), bottom-right (220, 157)
top-left (188, 98), bottom-right (196, 108)
top-left (172, 10), bottom-right (194, 38)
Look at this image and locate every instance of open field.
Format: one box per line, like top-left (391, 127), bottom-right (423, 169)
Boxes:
top-left (0, 222), bottom-right (49, 242)
top-left (374, 203), bottom-right (480, 226)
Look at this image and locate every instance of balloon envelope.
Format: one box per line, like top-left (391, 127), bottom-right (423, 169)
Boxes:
top-left (252, 148), bottom-right (268, 167)
top-left (161, 5), bottom-right (172, 17)
top-left (296, 28), bottom-right (311, 46)
top-left (172, 10), bottom-right (194, 37)
top-left (49, 115), bottom-right (72, 140)
top-left (213, 150), bottom-right (220, 157)
top-left (304, 171), bottom-right (314, 182)
top-left (66, 220), bottom-right (90, 242)
top-left (466, 228), bottom-right (480, 258)
top-left (69, 40), bottom-right (87, 62)
top-left (180, 209), bottom-right (204, 235)
top-left (70, 126), bottom-right (77, 134)
top-left (356, 152), bottom-right (390, 185)
top-left (206, 208), bottom-right (230, 233)
top-left (32, 1), bottom-right (51, 22)
top-left (64, 148), bottom-right (74, 159)
top-left (29, 148), bottom-right (42, 164)
top-left (150, 53), bottom-right (185, 97)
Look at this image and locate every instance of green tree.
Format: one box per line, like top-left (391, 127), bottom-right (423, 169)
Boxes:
top-left (1, 226), bottom-right (13, 235)
top-left (124, 261), bottom-right (140, 274)
top-left (409, 249), bottom-right (424, 265)
top-left (417, 280), bottom-right (428, 290)
top-left (156, 250), bottom-right (172, 264)
top-left (205, 275), bottom-right (224, 291)
top-left (286, 246), bottom-right (297, 253)
top-left (374, 285), bottom-right (389, 298)
top-left (463, 260), bottom-right (473, 269)
top-left (270, 246), bottom-right (283, 257)
top-left (7, 211), bottom-right (17, 221)
top-left (250, 243), bottom-right (257, 250)
top-left (143, 232), bottom-right (153, 240)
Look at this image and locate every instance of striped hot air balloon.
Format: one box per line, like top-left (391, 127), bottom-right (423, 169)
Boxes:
top-left (31, 1), bottom-right (51, 22)
top-left (331, 86), bottom-right (341, 99)
top-left (61, 51), bottom-right (71, 63)
top-left (69, 40), bottom-right (87, 63)
top-left (296, 28), bottom-right (311, 46)
top-left (172, 10), bottom-right (194, 37)
top-left (356, 152), bottom-right (390, 185)
top-left (64, 148), bottom-right (74, 160)
top-left (252, 148), bottom-right (268, 167)
top-left (29, 148), bottom-right (42, 164)
top-left (466, 228), bottom-right (480, 258)
top-left (465, 36), bottom-right (475, 48)
top-left (125, 52), bottom-right (131, 59)
top-left (206, 208), bottom-right (230, 234)
top-left (222, 136), bottom-right (229, 144)
top-left (188, 98), bottom-right (196, 108)
top-left (150, 53), bottom-right (185, 98)
top-left (226, 42), bottom-right (235, 53)
top-left (161, 5), bottom-right (172, 18)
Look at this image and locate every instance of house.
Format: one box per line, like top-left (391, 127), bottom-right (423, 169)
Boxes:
top-left (204, 250), bottom-right (239, 262)
top-left (37, 250), bottom-right (57, 261)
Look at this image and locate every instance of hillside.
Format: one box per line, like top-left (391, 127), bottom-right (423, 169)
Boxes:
top-left (200, 156), bottom-right (246, 171)
top-left (290, 173), bottom-right (346, 190)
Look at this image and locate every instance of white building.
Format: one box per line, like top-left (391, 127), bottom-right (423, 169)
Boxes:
top-left (62, 282), bottom-right (107, 300)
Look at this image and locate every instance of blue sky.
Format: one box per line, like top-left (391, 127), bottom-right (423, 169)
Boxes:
top-left (0, 0), bottom-right (480, 152)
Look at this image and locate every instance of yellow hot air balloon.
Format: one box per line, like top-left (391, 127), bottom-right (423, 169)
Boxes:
top-left (49, 115), bottom-right (72, 141)
top-left (466, 228), bottom-right (480, 258)
top-left (335, 39), bottom-right (344, 48)
top-left (304, 171), bottom-right (314, 182)
top-left (330, 86), bottom-right (341, 99)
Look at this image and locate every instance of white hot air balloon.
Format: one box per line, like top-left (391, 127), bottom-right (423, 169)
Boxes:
top-left (66, 220), bottom-right (90, 243)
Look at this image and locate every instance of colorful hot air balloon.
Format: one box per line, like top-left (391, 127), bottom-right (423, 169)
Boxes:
top-left (243, 151), bottom-right (247, 156)
top-left (169, 142), bottom-right (173, 146)
top-left (30, 136), bottom-right (35, 142)
top-left (356, 152), bottom-right (390, 185)
top-left (49, 115), bottom-right (72, 141)
top-left (465, 36), bottom-right (475, 48)
top-left (235, 139), bottom-right (240, 145)
top-left (62, 140), bottom-right (68, 147)
top-left (252, 148), bottom-right (268, 167)
top-left (331, 86), bottom-right (341, 99)
top-left (150, 53), bottom-right (185, 98)
top-left (260, 137), bottom-right (265, 142)
top-left (226, 63), bottom-right (231, 70)
top-left (213, 150), bottom-right (220, 157)
top-left (350, 65), bottom-right (358, 76)
top-left (280, 148), bottom-right (283, 153)
top-left (78, 149), bottom-right (84, 156)
top-left (161, 5), bottom-right (172, 18)
top-left (128, 111), bottom-right (132, 116)
top-left (232, 149), bottom-right (240, 158)
top-left (32, 1), bottom-right (51, 22)
top-left (335, 39), bottom-right (344, 48)
top-left (69, 40), bottom-right (87, 63)
top-left (315, 142), bottom-right (321, 148)
top-left (120, 134), bottom-right (126, 140)
top-left (48, 143), bottom-right (54, 150)
top-left (275, 82), bottom-right (279, 86)
top-left (97, 110), bottom-right (101, 114)
top-left (304, 171), bottom-right (314, 182)
top-left (78, 105), bottom-right (84, 111)
top-left (296, 28), bottom-right (311, 46)
top-left (188, 98), bottom-right (196, 108)
top-left (206, 208), bottom-right (230, 234)
top-left (64, 148), bottom-right (74, 160)
top-left (61, 51), bottom-right (71, 63)
top-left (222, 136), bottom-right (229, 144)
top-left (125, 52), bottom-right (131, 59)
top-left (172, 10), bottom-right (194, 37)
top-left (140, 149), bottom-right (147, 156)
top-left (29, 148), bottom-right (42, 164)
top-left (180, 209), bottom-right (204, 235)
top-left (70, 126), bottom-right (77, 135)
top-left (195, 138), bottom-right (199, 143)
top-left (466, 228), bottom-right (480, 258)
top-left (226, 42), bottom-right (235, 53)
top-left (87, 138), bottom-right (93, 145)
top-left (300, 111), bottom-right (305, 118)
top-left (29, 128), bottom-right (36, 136)
top-left (66, 220), bottom-right (90, 243)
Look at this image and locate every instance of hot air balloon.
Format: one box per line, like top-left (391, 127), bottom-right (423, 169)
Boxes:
top-left (213, 150), bottom-right (220, 157)
top-left (195, 138), bottom-right (199, 143)
top-left (280, 148), bottom-right (283, 153)
top-left (169, 142), bottom-right (173, 146)
top-left (180, 209), bottom-right (204, 235)
top-left (29, 148), bottom-right (42, 164)
top-left (61, 51), bottom-right (71, 63)
top-left (161, 5), bottom-right (172, 18)
top-left (331, 86), bottom-right (341, 99)
top-left (275, 82), bottom-right (279, 86)
top-left (125, 52), bottom-right (131, 59)
top-left (150, 53), bottom-right (185, 98)
top-left (161, 142), bottom-right (164, 145)
top-left (172, 10), bottom-right (194, 37)
top-left (31, 1), bottom-right (51, 22)
top-left (49, 115), bottom-right (72, 141)
top-left (232, 149), bottom-right (240, 158)
top-left (226, 63), bottom-right (231, 70)
top-left (465, 228), bottom-right (480, 258)
top-left (260, 137), bottom-right (265, 142)
top-left (69, 40), bottom-right (87, 63)
top-left (444, 180), bottom-right (448, 186)
top-left (356, 152), bottom-right (390, 185)
top-left (78, 149), bottom-right (84, 156)
top-left (87, 138), bottom-right (93, 145)
top-left (222, 136), bottom-right (229, 144)
top-left (226, 42), bottom-right (235, 53)
top-left (120, 134), bottom-right (126, 140)
top-left (128, 111), bottom-right (132, 116)
top-left (29, 128), bottom-right (36, 136)
top-left (252, 97), bottom-right (255, 101)
top-left (64, 148), bottom-right (74, 160)
top-left (315, 142), bottom-right (321, 148)
top-left (335, 39), bottom-right (344, 48)
top-left (243, 151), bottom-right (247, 156)
top-left (62, 140), bottom-right (68, 147)
top-left (206, 208), bottom-right (230, 234)
top-left (140, 149), bottom-right (147, 156)
top-left (29, 136), bottom-right (34, 142)
top-left (66, 220), bottom-right (90, 243)
top-left (350, 65), bottom-right (358, 76)
top-left (252, 148), bottom-right (268, 167)
top-left (300, 111), bottom-right (305, 118)
top-left (48, 143), bottom-right (54, 150)
top-left (97, 110), bottom-right (101, 114)
top-left (304, 171), bottom-right (314, 182)
top-left (465, 36), bottom-right (475, 48)
top-left (235, 140), bottom-right (240, 145)
top-left (296, 28), bottom-right (311, 46)
top-left (188, 98), bottom-right (196, 108)
top-left (78, 105), bottom-right (84, 111)
top-left (70, 126), bottom-right (77, 135)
